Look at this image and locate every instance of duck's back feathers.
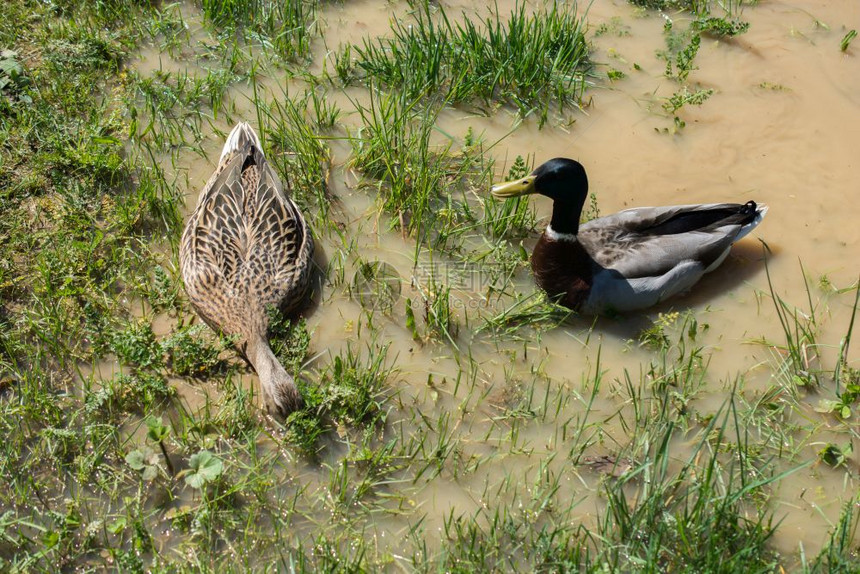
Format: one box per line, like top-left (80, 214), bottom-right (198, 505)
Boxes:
top-left (578, 201), bottom-right (766, 280)
top-left (182, 130), bottom-right (312, 324)
top-left (220, 121), bottom-right (263, 163)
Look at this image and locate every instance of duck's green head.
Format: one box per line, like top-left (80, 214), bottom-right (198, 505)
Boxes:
top-left (491, 158), bottom-right (588, 201)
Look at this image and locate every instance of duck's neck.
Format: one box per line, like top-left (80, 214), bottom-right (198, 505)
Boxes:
top-left (549, 198), bottom-right (584, 237)
top-left (246, 334), bottom-right (301, 416)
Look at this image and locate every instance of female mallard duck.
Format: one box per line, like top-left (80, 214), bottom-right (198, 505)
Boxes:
top-left (491, 158), bottom-right (767, 314)
top-left (180, 123), bottom-right (314, 416)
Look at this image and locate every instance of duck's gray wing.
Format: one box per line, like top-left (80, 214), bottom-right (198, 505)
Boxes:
top-left (579, 203), bottom-right (761, 279)
top-left (583, 260), bottom-right (709, 313)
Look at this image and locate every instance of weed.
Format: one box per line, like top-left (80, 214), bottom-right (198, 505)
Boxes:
top-left (479, 291), bottom-right (574, 339)
top-left (841, 29), bottom-right (858, 52)
top-left (630, 0), bottom-right (749, 18)
top-left (318, 344), bottom-right (392, 428)
top-left (200, 0), bottom-right (318, 62)
top-left (804, 494), bottom-right (860, 572)
top-left (666, 33), bottom-right (701, 82)
top-left (349, 87), bottom-right (486, 251)
top-left (85, 371), bottom-right (175, 417)
top-left (182, 449), bottom-right (224, 489)
top-left (351, 260), bottom-right (401, 313)
top-left (656, 9), bottom-right (737, 129)
top-left (420, 275), bottom-right (460, 343)
top-left (594, 398), bottom-right (786, 571)
top-left (760, 259), bottom-right (824, 388)
top-left (109, 320), bottom-right (161, 369)
top-left (663, 86), bottom-right (714, 114)
top-left (694, 16), bottom-right (750, 37)
top-left (759, 256), bottom-right (860, 430)
top-left (607, 67), bottom-right (626, 81)
top-left (143, 415), bottom-right (174, 471)
top-left (146, 265), bottom-right (180, 312)
top-left (258, 88), bottom-right (333, 228)
top-left (285, 343), bottom-right (393, 457)
top-left (266, 306), bottom-right (311, 375)
top-left (44, 34), bottom-right (124, 74)
top-left (161, 325), bottom-right (227, 378)
top-left (595, 17), bottom-right (631, 38)
top-left (0, 50), bottom-right (30, 105)
top-left (125, 446), bottom-right (163, 481)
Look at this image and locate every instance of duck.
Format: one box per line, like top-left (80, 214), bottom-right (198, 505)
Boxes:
top-left (180, 122), bottom-right (314, 416)
top-left (491, 158), bottom-right (767, 314)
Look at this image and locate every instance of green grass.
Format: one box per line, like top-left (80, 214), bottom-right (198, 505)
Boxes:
top-left (199, 0), bottom-right (318, 62)
top-left (592, 400), bottom-right (785, 571)
top-left (255, 85), bottom-right (335, 231)
top-left (648, 4), bottom-right (748, 130)
top-left (758, 255), bottom-right (860, 423)
top-left (346, 85), bottom-right (536, 307)
top-left (630, 0), bottom-right (750, 18)
top-left (348, 86), bottom-right (494, 253)
top-left (840, 29), bottom-right (858, 52)
top-left (348, 1), bottom-right (592, 126)
top-left (481, 154), bottom-right (537, 241)
top-left (804, 494), bottom-right (860, 572)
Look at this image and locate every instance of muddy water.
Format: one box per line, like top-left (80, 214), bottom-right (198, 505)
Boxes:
top-left (131, 0), bottom-right (860, 562)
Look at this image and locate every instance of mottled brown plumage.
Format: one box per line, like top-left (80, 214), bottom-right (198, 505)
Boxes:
top-left (180, 123), bottom-right (313, 416)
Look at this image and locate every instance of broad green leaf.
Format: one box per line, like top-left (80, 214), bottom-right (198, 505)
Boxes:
top-left (185, 450), bottom-right (223, 489)
top-left (125, 449), bottom-right (146, 470)
top-left (145, 416), bottom-right (169, 443)
top-left (142, 465), bottom-right (158, 481)
top-left (815, 399), bottom-right (840, 414)
top-left (125, 447), bottom-right (159, 481)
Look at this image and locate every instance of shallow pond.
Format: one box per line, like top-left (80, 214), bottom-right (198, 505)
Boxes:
top-left (128, 0), bottom-right (860, 565)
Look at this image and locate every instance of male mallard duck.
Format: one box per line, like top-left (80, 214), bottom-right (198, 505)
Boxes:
top-left (491, 158), bottom-right (767, 314)
top-left (180, 123), bottom-right (314, 416)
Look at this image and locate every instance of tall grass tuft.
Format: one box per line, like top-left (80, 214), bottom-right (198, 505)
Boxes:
top-left (256, 87), bottom-right (334, 229)
top-left (760, 256), bottom-right (860, 419)
top-left (804, 494), bottom-right (860, 572)
top-left (349, 87), bottom-right (489, 253)
top-left (352, 1), bottom-right (592, 126)
top-left (482, 155), bottom-right (537, 240)
top-left (593, 398), bottom-right (786, 571)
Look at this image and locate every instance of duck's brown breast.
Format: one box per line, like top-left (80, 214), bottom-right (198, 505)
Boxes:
top-left (532, 234), bottom-right (593, 311)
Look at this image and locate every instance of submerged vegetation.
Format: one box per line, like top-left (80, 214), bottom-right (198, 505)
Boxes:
top-left (0, 0), bottom-right (858, 571)
top-left (627, 0), bottom-right (752, 130)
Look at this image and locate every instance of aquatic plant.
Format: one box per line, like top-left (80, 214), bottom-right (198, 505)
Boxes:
top-left (840, 29), bottom-right (858, 52)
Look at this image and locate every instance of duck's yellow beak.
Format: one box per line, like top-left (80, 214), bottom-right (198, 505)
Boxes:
top-left (491, 175), bottom-right (537, 198)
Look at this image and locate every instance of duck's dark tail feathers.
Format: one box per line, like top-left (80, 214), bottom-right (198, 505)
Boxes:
top-left (734, 201), bottom-right (768, 242)
top-left (646, 201), bottom-right (767, 236)
top-left (220, 122), bottom-right (264, 164)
